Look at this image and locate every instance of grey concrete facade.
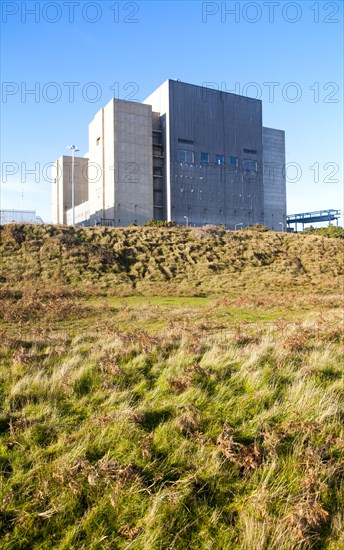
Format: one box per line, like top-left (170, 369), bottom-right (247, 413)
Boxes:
top-left (52, 155), bottom-right (88, 224)
top-left (53, 79), bottom-right (286, 230)
top-left (262, 127), bottom-right (287, 231)
top-left (59, 100), bottom-right (153, 227)
top-left (170, 80), bottom-right (263, 227)
top-left (86, 99), bottom-right (153, 226)
top-left (145, 80), bottom-right (285, 229)
top-left (144, 81), bottom-right (170, 221)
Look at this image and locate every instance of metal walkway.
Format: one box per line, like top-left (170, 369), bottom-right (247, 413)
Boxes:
top-left (287, 209), bottom-right (341, 231)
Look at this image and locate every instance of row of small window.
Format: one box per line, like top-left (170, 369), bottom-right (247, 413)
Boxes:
top-left (177, 150), bottom-right (257, 171)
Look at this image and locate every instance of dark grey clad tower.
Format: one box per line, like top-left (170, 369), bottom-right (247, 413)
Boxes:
top-left (144, 79), bottom-right (286, 229)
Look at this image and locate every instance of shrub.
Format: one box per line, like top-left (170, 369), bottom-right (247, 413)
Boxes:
top-left (304, 224), bottom-right (344, 239)
top-left (245, 223), bottom-right (270, 232)
top-left (143, 219), bottom-right (177, 227)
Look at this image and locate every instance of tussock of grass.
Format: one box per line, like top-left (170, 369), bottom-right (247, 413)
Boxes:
top-left (0, 224), bottom-right (343, 548)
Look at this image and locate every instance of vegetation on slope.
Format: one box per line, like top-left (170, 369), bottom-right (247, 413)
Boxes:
top-left (0, 224), bottom-right (343, 549)
top-left (1, 223), bottom-right (343, 295)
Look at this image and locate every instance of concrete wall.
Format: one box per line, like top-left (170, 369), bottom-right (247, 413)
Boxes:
top-left (144, 80), bottom-right (170, 220)
top-left (88, 107), bottom-right (106, 217)
top-left (262, 127), bottom-right (286, 230)
top-left (87, 99), bottom-right (153, 226)
top-left (144, 80), bottom-right (287, 230)
top-left (87, 99), bottom-right (117, 219)
top-left (167, 80), bottom-right (264, 228)
top-left (66, 201), bottom-right (90, 225)
top-left (113, 100), bottom-right (153, 226)
top-left (52, 155), bottom-right (88, 224)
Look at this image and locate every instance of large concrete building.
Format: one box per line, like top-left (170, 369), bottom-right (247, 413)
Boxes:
top-left (52, 79), bottom-right (286, 230)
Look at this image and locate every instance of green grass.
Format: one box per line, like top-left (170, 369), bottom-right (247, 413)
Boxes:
top-left (0, 224), bottom-right (343, 548)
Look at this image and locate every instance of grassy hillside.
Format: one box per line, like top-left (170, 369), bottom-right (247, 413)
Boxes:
top-left (0, 224), bottom-right (343, 549)
top-left (1, 223), bottom-right (343, 295)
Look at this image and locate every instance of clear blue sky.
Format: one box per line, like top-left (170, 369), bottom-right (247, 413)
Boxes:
top-left (1, 0), bottom-right (343, 224)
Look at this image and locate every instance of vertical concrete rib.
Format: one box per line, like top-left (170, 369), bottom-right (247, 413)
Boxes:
top-left (166, 82), bottom-right (171, 221)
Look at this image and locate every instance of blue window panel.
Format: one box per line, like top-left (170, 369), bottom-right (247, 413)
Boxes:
top-left (178, 149), bottom-right (194, 163)
top-left (243, 159), bottom-right (258, 171)
top-left (229, 156), bottom-right (238, 167)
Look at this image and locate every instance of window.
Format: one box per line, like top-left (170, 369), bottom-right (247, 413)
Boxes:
top-left (178, 150), bottom-right (194, 163)
top-left (229, 156), bottom-right (238, 168)
top-left (178, 138), bottom-right (194, 145)
top-left (243, 148), bottom-right (257, 154)
top-left (216, 154), bottom-right (224, 165)
top-left (201, 152), bottom-right (209, 163)
top-left (243, 159), bottom-right (258, 171)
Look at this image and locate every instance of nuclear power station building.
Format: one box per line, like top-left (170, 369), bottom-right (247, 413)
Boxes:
top-left (52, 80), bottom-right (286, 230)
